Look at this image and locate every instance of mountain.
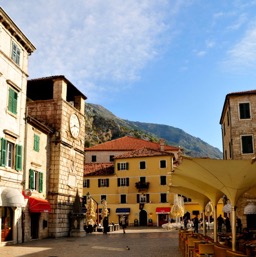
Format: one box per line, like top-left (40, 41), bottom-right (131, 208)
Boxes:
top-left (84, 103), bottom-right (222, 159)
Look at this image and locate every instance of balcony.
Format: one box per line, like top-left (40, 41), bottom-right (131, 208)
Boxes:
top-left (135, 181), bottom-right (150, 191)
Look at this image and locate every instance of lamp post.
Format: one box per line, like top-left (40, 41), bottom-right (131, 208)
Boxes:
top-left (86, 192), bottom-right (99, 225)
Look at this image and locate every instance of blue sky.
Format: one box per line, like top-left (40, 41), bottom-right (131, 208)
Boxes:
top-left (2, 0), bottom-right (256, 151)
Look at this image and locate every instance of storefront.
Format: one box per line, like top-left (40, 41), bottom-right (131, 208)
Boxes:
top-left (116, 208), bottom-right (130, 226)
top-left (156, 207), bottom-right (170, 227)
top-left (28, 197), bottom-right (51, 239)
top-left (0, 187), bottom-right (25, 244)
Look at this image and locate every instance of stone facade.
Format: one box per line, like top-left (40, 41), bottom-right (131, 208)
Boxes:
top-left (27, 76), bottom-right (86, 238)
top-left (220, 90), bottom-right (256, 230)
top-left (0, 7), bottom-right (35, 245)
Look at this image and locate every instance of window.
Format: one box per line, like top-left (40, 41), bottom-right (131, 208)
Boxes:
top-left (0, 138), bottom-right (22, 170)
top-left (8, 87), bottom-right (18, 115)
top-left (140, 161), bottom-right (146, 169)
top-left (160, 193), bottom-right (167, 203)
top-left (92, 155), bottom-right (96, 162)
top-left (98, 178), bottom-right (109, 187)
top-left (140, 177), bottom-right (146, 183)
top-left (241, 135), bottom-right (254, 154)
top-left (160, 160), bottom-right (166, 168)
top-left (117, 178), bottom-right (129, 186)
top-left (11, 41), bottom-right (21, 65)
top-left (83, 179), bottom-right (90, 188)
top-left (137, 194), bottom-right (150, 203)
top-left (29, 169), bottom-right (43, 192)
top-left (101, 195), bottom-right (106, 201)
top-left (109, 155), bottom-right (114, 162)
top-left (117, 162), bottom-right (129, 170)
top-left (33, 134), bottom-right (40, 152)
top-left (239, 103), bottom-right (251, 119)
top-left (120, 194), bottom-right (126, 204)
top-left (160, 176), bottom-right (166, 185)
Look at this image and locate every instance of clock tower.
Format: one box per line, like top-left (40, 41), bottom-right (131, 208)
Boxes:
top-left (27, 76), bottom-right (87, 238)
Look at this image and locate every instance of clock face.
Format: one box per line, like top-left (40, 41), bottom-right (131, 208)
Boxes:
top-left (69, 113), bottom-right (80, 138)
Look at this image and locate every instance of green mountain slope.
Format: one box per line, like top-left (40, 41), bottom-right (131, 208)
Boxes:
top-left (84, 103), bottom-right (222, 159)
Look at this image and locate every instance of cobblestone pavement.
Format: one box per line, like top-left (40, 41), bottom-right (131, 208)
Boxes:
top-left (0, 227), bottom-right (183, 257)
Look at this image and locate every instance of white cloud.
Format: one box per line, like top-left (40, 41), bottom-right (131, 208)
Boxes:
top-left (223, 24), bottom-right (256, 71)
top-left (1, 0), bottom-right (181, 100)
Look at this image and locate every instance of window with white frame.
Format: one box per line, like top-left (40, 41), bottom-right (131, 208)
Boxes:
top-left (241, 135), bottom-right (254, 154)
top-left (98, 178), bottom-right (109, 187)
top-left (160, 160), bottom-right (166, 168)
top-left (0, 138), bottom-right (22, 170)
top-left (117, 178), bottom-right (129, 186)
top-left (140, 161), bottom-right (146, 169)
top-left (137, 194), bottom-right (150, 203)
top-left (83, 179), bottom-right (90, 188)
top-left (29, 169), bottom-right (43, 192)
top-left (117, 162), bottom-right (129, 170)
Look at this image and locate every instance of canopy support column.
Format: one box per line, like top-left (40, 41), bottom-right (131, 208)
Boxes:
top-left (231, 205), bottom-right (236, 251)
top-left (213, 205), bottom-right (217, 242)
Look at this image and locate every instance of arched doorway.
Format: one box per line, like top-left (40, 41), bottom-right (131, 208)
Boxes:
top-left (139, 209), bottom-right (147, 226)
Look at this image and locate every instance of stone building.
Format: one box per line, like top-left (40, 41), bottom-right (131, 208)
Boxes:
top-left (220, 90), bottom-right (256, 160)
top-left (22, 115), bottom-right (53, 241)
top-left (220, 90), bottom-right (256, 230)
top-left (0, 7), bottom-right (35, 245)
top-left (26, 76), bottom-right (87, 238)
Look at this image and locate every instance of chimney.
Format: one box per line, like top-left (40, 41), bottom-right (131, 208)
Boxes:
top-left (159, 139), bottom-right (165, 151)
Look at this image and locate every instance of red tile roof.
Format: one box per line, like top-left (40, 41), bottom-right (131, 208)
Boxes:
top-left (85, 136), bottom-right (180, 151)
top-left (84, 163), bottom-right (114, 176)
top-left (114, 147), bottom-right (174, 159)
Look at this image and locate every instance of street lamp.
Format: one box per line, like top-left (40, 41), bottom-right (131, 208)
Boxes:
top-left (86, 192), bottom-right (99, 225)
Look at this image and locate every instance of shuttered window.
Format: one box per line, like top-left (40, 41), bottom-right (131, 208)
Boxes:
top-left (34, 134), bottom-right (40, 152)
top-left (8, 87), bottom-right (18, 114)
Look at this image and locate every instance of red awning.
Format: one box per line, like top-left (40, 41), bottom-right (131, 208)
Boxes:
top-left (156, 207), bottom-right (170, 214)
top-left (29, 197), bottom-right (51, 213)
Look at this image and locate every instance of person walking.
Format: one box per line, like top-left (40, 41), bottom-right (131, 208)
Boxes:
top-left (121, 216), bottom-right (126, 234)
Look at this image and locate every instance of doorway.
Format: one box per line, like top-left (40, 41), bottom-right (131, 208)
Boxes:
top-left (139, 210), bottom-right (147, 226)
top-left (247, 214), bottom-right (256, 230)
top-left (1, 207), bottom-right (13, 241)
top-left (31, 213), bottom-right (40, 239)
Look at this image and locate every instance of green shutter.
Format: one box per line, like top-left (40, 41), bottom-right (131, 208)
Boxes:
top-left (39, 172), bottom-right (43, 192)
top-left (15, 144), bottom-right (22, 170)
top-left (126, 162), bottom-right (129, 170)
top-left (29, 169), bottom-right (35, 189)
top-left (106, 179), bottom-right (109, 187)
top-left (118, 178), bottom-right (120, 187)
top-left (34, 134), bottom-right (40, 152)
top-left (0, 138), bottom-right (7, 166)
top-left (117, 163), bottom-right (120, 170)
top-left (8, 88), bottom-right (18, 114)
